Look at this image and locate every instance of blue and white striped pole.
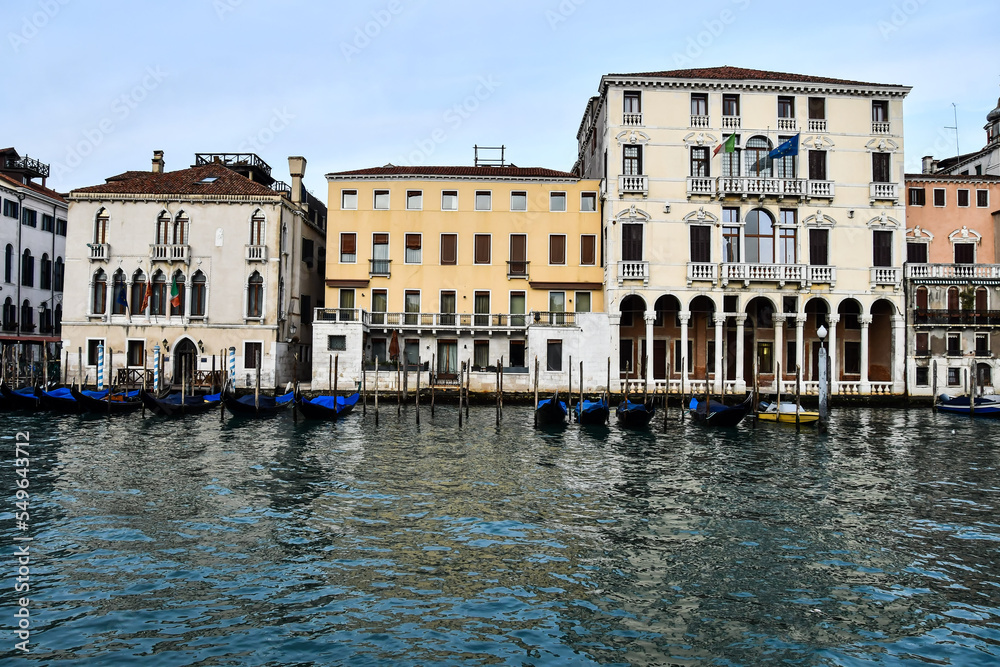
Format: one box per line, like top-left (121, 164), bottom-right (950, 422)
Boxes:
top-left (229, 346), bottom-right (236, 386)
top-left (153, 345), bottom-right (161, 392)
top-left (97, 343), bottom-right (105, 391)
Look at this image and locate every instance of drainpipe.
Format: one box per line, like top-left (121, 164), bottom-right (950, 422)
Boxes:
top-left (15, 192), bottom-right (24, 342)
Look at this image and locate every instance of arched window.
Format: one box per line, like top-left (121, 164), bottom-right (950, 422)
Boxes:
top-left (38, 303), bottom-right (51, 333)
top-left (150, 271), bottom-right (167, 316)
top-left (173, 211), bottom-right (188, 245)
top-left (2, 297), bottom-right (15, 330)
top-left (744, 136), bottom-right (772, 177)
top-left (947, 286), bottom-right (959, 312)
top-left (54, 303), bottom-right (62, 334)
top-left (976, 287), bottom-right (988, 312)
top-left (54, 257), bottom-right (64, 291)
top-left (191, 271), bottom-right (207, 318)
top-left (130, 270), bottom-right (147, 314)
top-left (92, 270), bottom-right (107, 314)
top-left (112, 269), bottom-right (127, 315)
top-left (247, 271), bottom-right (264, 318)
top-left (21, 300), bottom-right (33, 331)
top-left (915, 286), bottom-right (928, 312)
top-left (249, 210), bottom-right (265, 245)
top-left (94, 208), bottom-right (109, 244)
top-left (745, 209), bottom-right (775, 264)
top-left (4, 244), bottom-right (12, 283)
top-left (170, 270), bottom-right (185, 316)
top-left (21, 249), bottom-right (33, 287)
top-left (40, 253), bottom-right (51, 290)
top-left (155, 211), bottom-right (170, 245)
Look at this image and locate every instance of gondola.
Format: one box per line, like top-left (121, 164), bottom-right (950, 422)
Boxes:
top-left (689, 393), bottom-right (754, 427)
top-left (615, 398), bottom-right (655, 428)
top-left (1, 382), bottom-right (42, 411)
top-left (535, 393), bottom-right (567, 426)
top-left (575, 396), bottom-right (610, 425)
top-left (936, 394), bottom-right (1000, 418)
top-left (223, 387), bottom-right (294, 417)
top-left (295, 392), bottom-right (360, 420)
top-left (71, 388), bottom-right (143, 415)
top-left (757, 400), bottom-right (819, 425)
top-left (35, 386), bottom-right (103, 413)
top-left (138, 388), bottom-right (223, 417)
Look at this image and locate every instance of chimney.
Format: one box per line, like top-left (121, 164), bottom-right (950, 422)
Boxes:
top-left (921, 155), bottom-right (934, 174)
top-left (288, 156), bottom-right (306, 205)
top-left (152, 150), bottom-right (165, 173)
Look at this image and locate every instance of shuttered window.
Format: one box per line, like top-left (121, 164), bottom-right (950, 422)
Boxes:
top-left (440, 234), bottom-right (457, 265)
top-left (549, 235), bottom-right (566, 265)
top-left (621, 224), bottom-right (643, 261)
top-left (872, 153), bottom-right (890, 183)
top-left (689, 225), bottom-right (710, 262)
top-left (808, 151), bottom-right (826, 180)
top-left (809, 229), bottom-right (828, 266)
top-left (580, 235), bottom-right (596, 265)
top-left (872, 230), bottom-right (892, 267)
top-left (474, 234), bottom-right (491, 264)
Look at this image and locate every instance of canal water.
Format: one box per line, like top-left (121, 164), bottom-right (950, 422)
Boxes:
top-left (1, 405), bottom-right (998, 666)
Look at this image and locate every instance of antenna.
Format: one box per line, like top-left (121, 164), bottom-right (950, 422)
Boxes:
top-left (945, 103), bottom-right (960, 157)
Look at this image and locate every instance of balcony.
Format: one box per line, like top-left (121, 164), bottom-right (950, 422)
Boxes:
top-left (245, 244), bottom-right (267, 262)
top-left (870, 266), bottom-right (902, 288)
top-left (89, 243), bottom-right (109, 262)
top-left (690, 114), bottom-right (709, 128)
top-left (150, 244), bottom-right (190, 263)
top-left (869, 182), bottom-right (899, 203)
top-left (722, 262), bottom-right (806, 287)
top-left (618, 174), bottom-right (648, 196)
top-left (721, 115), bottom-right (741, 129)
top-left (718, 177), bottom-right (806, 198)
top-left (369, 258), bottom-right (391, 277)
top-left (622, 112), bottom-right (643, 126)
top-left (807, 265), bottom-right (836, 285)
top-left (807, 119), bottom-right (828, 132)
top-left (618, 261), bottom-right (649, 285)
top-left (807, 180), bottom-right (835, 198)
top-left (777, 117), bottom-right (797, 131)
top-left (905, 263), bottom-right (1000, 280)
top-left (687, 262), bottom-right (717, 285)
top-left (914, 309), bottom-right (1000, 326)
top-left (872, 121), bottom-right (891, 135)
top-left (506, 260), bottom-right (530, 279)
top-left (533, 311), bottom-right (576, 327)
top-left (686, 177), bottom-right (715, 197)
top-left (366, 311), bottom-right (531, 332)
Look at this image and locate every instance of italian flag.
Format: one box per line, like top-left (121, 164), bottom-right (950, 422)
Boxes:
top-left (170, 275), bottom-right (181, 308)
top-left (713, 133), bottom-right (736, 156)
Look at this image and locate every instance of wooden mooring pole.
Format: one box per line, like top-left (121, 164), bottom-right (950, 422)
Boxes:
top-left (374, 356), bottom-right (379, 426)
top-left (533, 356), bottom-right (539, 427)
top-left (415, 354), bottom-right (420, 425)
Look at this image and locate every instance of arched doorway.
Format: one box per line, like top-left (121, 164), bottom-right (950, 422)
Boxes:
top-left (172, 338), bottom-right (198, 387)
top-left (618, 295), bottom-right (647, 380)
top-left (870, 299), bottom-right (896, 383)
top-left (653, 295), bottom-right (681, 381)
top-left (745, 296), bottom-right (777, 381)
top-left (804, 297), bottom-right (830, 381)
top-left (689, 295), bottom-right (716, 384)
top-left (976, 362), bottom-right (993, 392)
top-left (837, 299), bottom-right (863, 382)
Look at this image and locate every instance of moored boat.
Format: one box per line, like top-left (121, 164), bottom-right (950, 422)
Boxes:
top-left (757, 400), bottom-right (819, 425)
top-left (295, 392), bottom-right (360, 420)
top-left (71, 388), bottom-right (143, 415)
top-left (615, 398), bottom-right (655, 428)
top-left (689, 393), bottom-right (754, 428)
top-left (139, 389), bottom-right (223, 417)
top-left (35, 386), bottom-right (104, 413)
top-left (223, 387), bottom-right (295, 417)
top-left (535, 394), bottom-right (567, 426)
top-left (1, 383), bottom-right (42, 411)
top-left (575, 396), bottom-right (610, 425)
top-left (936, 394), bottom-right (1000, 418)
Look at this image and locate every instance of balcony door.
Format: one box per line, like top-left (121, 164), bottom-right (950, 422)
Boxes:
top-left (437, 340), bottom-right (458, 378)
top-left (509, 234), bottom-right (527, 276)
top-left (439, 291), bottom-right (456, 326)
top-left (621, 224), bottom-right (643, 262)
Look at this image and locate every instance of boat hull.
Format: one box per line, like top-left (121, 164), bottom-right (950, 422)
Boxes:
top-left (71, 388), bottom-right (142, 415)
top-left (757, 411), bottom-right (819, 425)
top-left (223, 390), bottom-right (294, 417)
top-left (616, 400), bottom-right (655, 428)
top-left (1, 383), bottom-right (41, 411)
top-left (691, 394), bottom-right (753, 427)
top-left (139, 390), bottom-right (222, 417)
top-left (576, 400), bottom-right (610, 425)
top-left (937, 395), bottom-right (1000, 418)
top-left (535, 398), bottom-right (567, 425)
top-left (296, 393), bottom-right (360, 420)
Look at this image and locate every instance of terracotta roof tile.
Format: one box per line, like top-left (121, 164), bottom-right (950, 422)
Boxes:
top-left (0, 172), bottom-right (66, 204)
top-left (327, 165), bottom-right (579, 179)
top-left (608, 66), bottom-right (903, 88)
top-left (71, 164), bottom-right (281, 197)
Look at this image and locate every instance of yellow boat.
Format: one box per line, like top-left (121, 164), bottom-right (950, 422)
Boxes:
top-left (757, 401), bottom-right (819, 425)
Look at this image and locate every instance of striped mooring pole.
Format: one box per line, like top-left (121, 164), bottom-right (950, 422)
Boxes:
top-left (97, 344), bottom-right (105, 391)
top-left (229, 347), bottom-right (236, 386)
top-left (153, 345), bottom-right (161, 392)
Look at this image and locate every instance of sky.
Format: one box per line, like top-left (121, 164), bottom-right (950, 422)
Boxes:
top-left (4, 0), bottom-right (998, 198)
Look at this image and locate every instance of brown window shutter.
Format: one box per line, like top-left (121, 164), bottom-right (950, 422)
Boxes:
top-left (441, 234), bottom-right (457, 265)
top-left (341, 233), bottom-right (356, 254)
top-left (475, 235), bottom-right (491, 264)
top-left (373, 233), bottom-right (389, 245)
top-left (405, 234), bottom-right (421, 249)
top-left (549, 236), bottom-right (566, 264)
top-left (510, 234), bottom-right (526, 261)
top-left (580, 235), bottom-right (595, 265)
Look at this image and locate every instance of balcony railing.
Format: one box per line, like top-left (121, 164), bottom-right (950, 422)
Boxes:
top-left (369, 258), bottom-right (391, 277)
top-left (722, 262), bottom-right (806, 287)
top-left (807, 119), bottom-right (828, 132)
top-left (618, 174), bottom-right (648, 196)
top-left (4, 155), bottom-right (50, 178)
top-left (808, 265), bottom-right (836, 284)
top-left (533, 311), bottom-right (575, 327)
top-left (690, 114), bottom-right (709, 128)
top-left (807, 180), bottom-right (835, 197)
top-left (721, 115), bottom-right (741, 129)
top-left (245, 244), bottom-right (267, 262)
top-left (869, 182), bottom-right (899, 202)
top-left (905, 263), bottom-right (1000, 280)
top-left (777, 117), bottom-right (797, 131)
top-left (89, 243), bottom-right (109, 261)
top-left (618, 260), bottom-right (649, 285)
top-left (150, 244), bottom-right (190, 263)
top-left (870, 266), bottom-right (902, 287)
top-left (914, 309), bottom-right (1000, 326)
top-left (622, 112), bottom-right (643, 126)
top-left (506, 260), bottom-right (529, 279)
top-left (872, 121), bottom-right (891, 135)
top-left (687, 262), bottom-right (717, 284)
top-left (718, 177), bottom-right (806, 198)
top-left (686, 177), bottom-right (715, 197)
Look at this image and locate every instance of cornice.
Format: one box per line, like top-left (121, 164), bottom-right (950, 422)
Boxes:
top-left (600, 75), bottom-right (911, 98)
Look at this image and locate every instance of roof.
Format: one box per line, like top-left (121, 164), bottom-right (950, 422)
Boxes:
top-left (0, 172), bottom-right (67, 204)
top-left (605, 66), bottom-right (905, 89)
top-left (326, 165), bottom-right (581, 180)
top-left (71, 164), bottom-right (283, 198)
top-left (905, 173), bottom-right (1000, 183)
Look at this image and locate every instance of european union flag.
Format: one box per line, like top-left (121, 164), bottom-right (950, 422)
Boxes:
top-left (767, 134), bottom-right (799, 160)
top-left (115, 286), bottom-right (129, 312)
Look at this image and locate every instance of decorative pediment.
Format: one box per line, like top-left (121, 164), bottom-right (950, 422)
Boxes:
top-left (801, 135), bottom-right (835, 150)
top-left (682, 132), bottom-right (717, 146)
top-left (616, 129), bottom-right (650, 146)
top-left (615, 203), bottom-right (651, 223)
top-left (803, 209), bottom-right (836, 226)
top-left (867, 211), bottom-right (900, 228)
top-left (905, 226), bottom-right (934, 241)
top-left (865, 137), bottom-right (899, 152)
top-left (682, 206), bottom-right (719, 224)
top-left (948, 226), bottom-right (982, 245)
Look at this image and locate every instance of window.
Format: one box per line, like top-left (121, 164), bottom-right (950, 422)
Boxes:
top-left (510, 191), bottom-right (527, 211)
top-left (191, 271), bottom-right (206, 317)
top-left (87, 339), bottom-right (105, 367)
top-left (172, 212), bottom-right (188, 245)
top-left (405, 190), bottom-right (422, 210)
top-left (872, 230), bottom-right (892, 267)
top-left (509, 340), bottom-right (526, 367)
top-left (4, 244), bottom-right (11, 283)
top-left (690, 93), bottom-right (708, 116)
top-left (673, 340), bottom-right (694, 373)
top-left (621, 223), bottom-right (643, 261)
top-left (777, 96), bottom-right (794, 119)
top-left (371, 233), bottom-right (389, 274)
top-left (808, 97), bottom-right (825, 120)
top-left (690, 147), bottom-right (710, 177)
top-left (440, 234), bottom-right (457, 265)
top-left (872, 100), bottom-right (888, 122)
top-left (54, 257), bottom-right (64, 290)
top-left (977, 189), bottom-right (989, 207)
top-left (373, 190), bottom-right (389, 210)
top-left (1, 298), bottom-right (14, 330)
top-left (773, 136), bottom-right (796, 178)
top-left (549, 235), bottom-right (566, 265)
top-left (872, 153), bottom-right (890, 183)
top-left (977, 287), bottom-right (988, 312)
top-left (947, 287), bottom-right (959, 311)
top-left (404, 339), bottom-right (419, 365)
top-left (21, 250), bottom-right (33, 287)
top-left (916, 286), bottom-right (928, 312)
top-left (154, 211), bottom-right (170, 244)
top-left (581, 192), bottom-right (597, 212)
top-left (2, 200), bottom-right (18, 218)
top-left (721, 134), bottom-right (741, 177)
top-left (328, 335), bottom-right (347, 351)
top-left (907, 242), bottom-right (928, 264)
top-left (778, 210), bottom-right (796, 263)
top-left (475, 191), bottom-right (491, 211)
top-left (549, 192), bottom-right (566, 212)
top-left (404, 291), bottom-right (420, 325)
top-left (247, 271), bottom-right (263, 318)
top-left (439, 291), bottom-right (455, 325)
top-left (915, 366), bottom-right (929, 386)
top-left (339, 288), bottom-right (355, 315)
top-left (954, 243), bottom-right (975, 264)
top-left (168, 271), bottom-right (185, 316)
top-left (474, 291), bottom-right (490, 326)
top-left (785, 341), bottom-right (796, 374)
top-left (21, 208), bottom-right (37, 227)
top-left (808, 151), bottom-right (826, 180)
top-left (245, 210), bottom-right (263, 246)
top-left (546, 340), bottom-right (563, 371)
top-left (509, 234), bottom-right (528, 276)
top-left (441, 190), bottom-right (458, 211)
top-left (844, 341), bottom-right (861, 374)
top-left (809, 229), bottom-right (829, 266)
top-left (474, 340), bottom-right (490, 369)
top-left (947, 333), bottom-right (961, 356)
top-left (339, 233), bottom-right (356, 263)
top-left (690, 225), bottom-right (711, 263)
top-left (623, 90), bottom-right (641, 114)
top-left (474, 234), bottom-right (491, 264)
top-left (745, 136), bottom-right (771, 176)
top-left (548, 291), bottom-right (565, 325)
top-left (341, 190), bottom-right (357, 210)
top-left (92, 270), bottom-right (107, 315)
top-left (94, 209), bottom-right (108, 244)
top-left (130, 271), bottom-right (147, 314)
top-left (150, 272), bottom-right (167, 316)
top-left (301, 238), bottom-right (315, 269)
top-left (575, 291), bottom-right (591, 313)
top-left (745, 209), bottom-right (775, 264)
top-left (722, 208), bottom-right (740, 263)
top-left (933, 188), bottom-right (945, 206)
top-left (580, 235), bottom-right (596, 265)
top-left (722, 94), bottom-right (739, 116)
top-left (42, 214), bottom-right (54, 232)
top-left (19, 300), bottom-right (33, 332)
top-left (510, 291), bottom-right (526, 326)
top-left (405, 233), bottom-right (422, 264)
top-left (916, 332), bottom-right (929, 355)
top-left (908, 188), bottom-right (926, 206)
top-left (245, 342), bottom-right (262, 369)
top-left (947, 367), bottom-right (961, 386)
top-left (126, 340), bottom-right (145, 367)
top-left (976, 332), bottom-right (989, 355)
top-left (40, 254), bottom-right (52, 291)
top-left (371, 289), bottom-right (387, 324)
top-left (623, 145), bottom-right (642, 175)
top-left (758, 341), bottom-right (774, 374)
top-left (957, 189), bottom-right (970, 207)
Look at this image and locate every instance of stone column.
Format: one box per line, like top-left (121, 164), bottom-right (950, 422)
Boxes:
top-left (891, 314), bottom-right (905, 394)
top-left (828, 314), bottom-right (839, 395)
top-left (795, 314), bottom-right (806, 382)
top-left (714, 315), bottom-right (725, 394)
top-left (735, 314), bottom-right (747, 392)
top-left (860, 314), bottom-right (872, 394)
top-left (609, 313), bottom-right (622, 393)
top-left (679, 310), bottom-right (691, 389)
top-left (644, 311), bottom-right (656, 392)
top-left (773, 313), bottom-right (786, 395)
